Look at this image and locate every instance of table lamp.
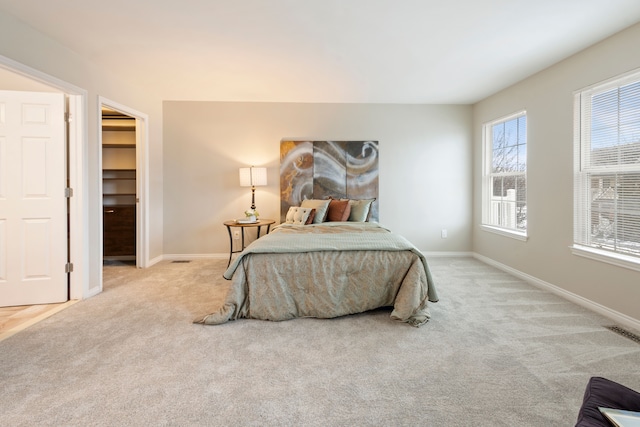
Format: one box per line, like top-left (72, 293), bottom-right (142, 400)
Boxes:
top-left (239, 166), bottom-right (267, 210)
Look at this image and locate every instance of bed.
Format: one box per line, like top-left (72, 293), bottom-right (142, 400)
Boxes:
top-left (196, 214), bottom-right (438, 327)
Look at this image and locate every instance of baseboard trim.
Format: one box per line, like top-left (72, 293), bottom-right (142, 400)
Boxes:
top-left (473, 253), bottom-right (640, 333)
top-left (148, 254), bottom-right (164, 267)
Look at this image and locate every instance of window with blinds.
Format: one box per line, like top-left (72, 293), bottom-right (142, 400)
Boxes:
top-left (482, 111), bottom-right (527, 238)
top-left (574, 70), bottom-right (640, 265)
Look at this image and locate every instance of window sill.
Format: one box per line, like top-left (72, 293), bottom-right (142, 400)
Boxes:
top-left (480, 225), bottom-right (528, 241)
top-left (571, 245), bottom-right (640, 273)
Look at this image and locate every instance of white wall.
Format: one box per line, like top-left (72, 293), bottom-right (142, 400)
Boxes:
top-left (0, 10), bottom-right (164, 296)
top-left (163, 102), bottom-right (473, 256)
top-left (473, 22), bottom-right (640, 323)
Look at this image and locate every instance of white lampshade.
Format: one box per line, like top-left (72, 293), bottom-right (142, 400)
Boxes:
top-left (239, 167), bottom-right (267, 187)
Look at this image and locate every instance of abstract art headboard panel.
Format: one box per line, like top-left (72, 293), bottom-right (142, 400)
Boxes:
top-left (280, 140), bottom-right (379, 223)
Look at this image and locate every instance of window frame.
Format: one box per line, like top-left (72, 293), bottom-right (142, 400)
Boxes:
top-left (573, 68), bottom-right (640, 272)
top-left (481, 110), bottom-right (528, 240)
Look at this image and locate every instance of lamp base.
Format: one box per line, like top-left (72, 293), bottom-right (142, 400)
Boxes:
top-left (250, 186), bottom-right (256, 210)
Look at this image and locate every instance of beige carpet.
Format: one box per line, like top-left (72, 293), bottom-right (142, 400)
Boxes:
top-left (0, 257), bottom-right (639, 426)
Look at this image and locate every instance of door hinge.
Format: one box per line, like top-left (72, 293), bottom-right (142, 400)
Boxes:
top-left (65, 187), bottom-right (73, 198)
top-left (65, 262), bottom-right (74, 273)
top-left (65, 112), bottom-right (72, 123)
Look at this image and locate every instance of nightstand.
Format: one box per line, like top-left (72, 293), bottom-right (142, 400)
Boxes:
top-left (223, 219), bottom-right (276, 267)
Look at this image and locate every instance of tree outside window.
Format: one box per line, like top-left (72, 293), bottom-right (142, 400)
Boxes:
top-left (483, 112), bottom-right (527, 234)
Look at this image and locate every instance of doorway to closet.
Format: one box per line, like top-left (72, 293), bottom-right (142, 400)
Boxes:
top-left (99, 97), bottom-right (149, 276)
top-left (101, 106), bottom-right (137, 266)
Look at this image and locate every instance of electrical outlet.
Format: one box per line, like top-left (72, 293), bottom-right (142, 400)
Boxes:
top-left (233, 230), bottom-right (241, 240)
top-left (441, 229), bottom-right (448, 239)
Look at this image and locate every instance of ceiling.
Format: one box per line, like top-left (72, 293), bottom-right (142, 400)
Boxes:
top-left (2, 0), bottom-right (640, 104)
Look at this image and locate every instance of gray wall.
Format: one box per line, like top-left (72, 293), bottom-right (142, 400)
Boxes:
top-left (0, 10), bottom-right (165, 295)
top-left (473, 22), bottom-right (640, 322)
top-left (163, 102), bottom-right (473, 255)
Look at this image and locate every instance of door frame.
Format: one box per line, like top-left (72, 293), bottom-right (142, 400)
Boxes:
top-left (98, 97), bottom-right (149, 269)
top-left (0, 54), bottom-right (89, 300)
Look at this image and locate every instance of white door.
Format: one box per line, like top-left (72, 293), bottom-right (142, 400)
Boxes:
top-left (0, 90), bottom-right (67, 306)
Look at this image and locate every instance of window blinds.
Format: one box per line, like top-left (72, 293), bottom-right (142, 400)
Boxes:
top-left (575, 74), bottom-right (640, 258)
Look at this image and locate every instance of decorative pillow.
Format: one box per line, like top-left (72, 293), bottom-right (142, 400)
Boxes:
top-left (348, 198), bottom-right (376, 222)
top-left (284, 206), bottom-right (314, 225)
top-left (300, 199), bottom-right (331, 223)
top-left (305, 208), bottom-right (316, 225)
top-left (326, 199), bottom-right (351, 222)
top-left (575, 376), bottom-right (640, 426)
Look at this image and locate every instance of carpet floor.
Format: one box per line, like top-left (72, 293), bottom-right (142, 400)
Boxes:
top-left (0, 257), bottom-right (639, 426)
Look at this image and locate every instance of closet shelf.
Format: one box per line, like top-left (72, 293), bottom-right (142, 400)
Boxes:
top-left (103, 143), bottom-right (135, 148)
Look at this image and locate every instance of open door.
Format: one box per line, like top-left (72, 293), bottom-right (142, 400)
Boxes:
top-left (0, 90), bottom-right (68, 306)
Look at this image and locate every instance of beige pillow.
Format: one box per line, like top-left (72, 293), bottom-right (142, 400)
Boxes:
top-left (284, 206), bottom-right (314, 225)
top-left (348, 198), bottom-right (376, 222)
top-left (300, 199), bottom-right (331, 223)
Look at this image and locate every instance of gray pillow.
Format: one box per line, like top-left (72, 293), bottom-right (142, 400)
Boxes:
top-left (348, 198), bottom-right (375, 222)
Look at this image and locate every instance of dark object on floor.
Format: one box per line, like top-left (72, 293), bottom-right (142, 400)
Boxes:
top-left (575, 376), bottom-right (640, 426)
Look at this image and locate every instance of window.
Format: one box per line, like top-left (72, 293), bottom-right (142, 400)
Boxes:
top-left (482, 111), bottom-right (527, 238)
top-left (574, 70), bottom-right (640, 268)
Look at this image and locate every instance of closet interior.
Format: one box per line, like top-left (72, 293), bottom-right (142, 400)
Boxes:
top-left (101, 108), bottom-right (136, 263)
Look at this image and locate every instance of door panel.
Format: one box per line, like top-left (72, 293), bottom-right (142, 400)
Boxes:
top-left (0, 90), bottom-right (67, 306)
top-left (0, 219), bottom-right (5, 281)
